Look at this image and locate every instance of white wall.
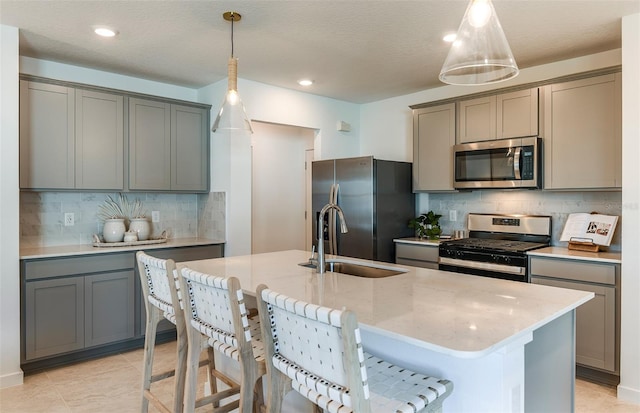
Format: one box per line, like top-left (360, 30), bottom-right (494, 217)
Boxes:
top-left (619, 12), bottom-right (640, 405)
top-left (0, 24), bottom-right (23, 388)
top-left (197, 78), bottom-right (360, 256)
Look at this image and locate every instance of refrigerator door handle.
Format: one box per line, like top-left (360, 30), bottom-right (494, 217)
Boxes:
top-left (331, 184), bottom-right (340, 255)
top-left (328, 184), bottom-right (336, 255)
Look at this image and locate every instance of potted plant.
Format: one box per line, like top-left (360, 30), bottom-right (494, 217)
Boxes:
top-left (409, 210), bottom-right (443, 239)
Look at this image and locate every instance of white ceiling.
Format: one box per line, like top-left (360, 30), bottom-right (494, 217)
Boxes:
top-left (1, 0), bottom-right (638, 103)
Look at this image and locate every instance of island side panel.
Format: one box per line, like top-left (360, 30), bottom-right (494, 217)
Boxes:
top-left (524, 310), bottom-right (576, 412)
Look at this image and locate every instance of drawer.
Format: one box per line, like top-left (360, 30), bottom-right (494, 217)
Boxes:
top-left (396, 243), bottom-right (439, 263)
top-left (144, 244), bottom-right (223, 263)
top-left (529, 257), bottom-right (617, 285)
top-left (24, 252), bottom-right (134, 281)
top-left (396, 257), bottom-right (438, 270)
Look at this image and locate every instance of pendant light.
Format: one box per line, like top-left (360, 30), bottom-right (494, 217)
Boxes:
top-left (212, 11), bottom-right (253, 133)
top-left (439, 0), bottom-right (519, 85)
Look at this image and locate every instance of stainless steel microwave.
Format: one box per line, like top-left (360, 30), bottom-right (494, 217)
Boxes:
top-left (453, 137), bottom-right (542, 189)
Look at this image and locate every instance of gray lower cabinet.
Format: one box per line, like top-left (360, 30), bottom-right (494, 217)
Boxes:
top-left (25, 277), bottom-right (84, 360)
top-left (529, 256), bottom-right (619, 375)
top-left (21, 243), bottom-right (223, 364)
top-left (22, 252), bottom-right (135, 362)
top-left (395, 242), bottom-right (439, 269)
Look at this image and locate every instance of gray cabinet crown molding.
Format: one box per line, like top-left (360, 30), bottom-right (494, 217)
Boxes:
top-left (409, 66), bottom-right (621, 110)
top-left (19, 74), bottom-right (212, 110)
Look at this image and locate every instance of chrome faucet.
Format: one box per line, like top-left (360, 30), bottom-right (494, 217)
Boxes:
top-left (316, 203), bottom-right (348, 274)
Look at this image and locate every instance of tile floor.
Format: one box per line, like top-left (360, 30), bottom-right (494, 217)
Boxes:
top-left (1, 340), bottom-right (638, 413)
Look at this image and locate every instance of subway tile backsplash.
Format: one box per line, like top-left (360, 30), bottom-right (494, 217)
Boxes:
top-left (426, 190), bottom-right (622, 251)
top-left (20, 191), bottom-right (226, 248)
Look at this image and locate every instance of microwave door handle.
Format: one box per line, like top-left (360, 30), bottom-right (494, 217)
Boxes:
top-left (513, 147), bottom-right (522, 180)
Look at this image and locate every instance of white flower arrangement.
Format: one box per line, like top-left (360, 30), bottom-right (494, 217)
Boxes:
top-left (97, 194), bottom-right (147, 222)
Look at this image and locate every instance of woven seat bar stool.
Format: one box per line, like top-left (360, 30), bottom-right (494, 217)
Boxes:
top-left (255, 284), bottom-right (454, 413)
top-left (179, 266), bottom-right (266, 413)
top-left (136, 251), bottom-right (234, 413)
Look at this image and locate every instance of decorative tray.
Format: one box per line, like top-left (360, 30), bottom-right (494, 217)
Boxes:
top-left (92, 231), bottom-right (168, 248)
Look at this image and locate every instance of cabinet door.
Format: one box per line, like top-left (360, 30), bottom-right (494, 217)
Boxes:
top-left (457, 95), bottom-right (496, 143)
top-left (85, 270), bottom-right (135, 347)
top-left (543, 73), bottom-right (622, 189)
top-left (20, 81), bottom-right (75, 189)
top-left (531, 277), bottom-right (616, 372)
top-left (171, 104), bottom-right (209, 191)
top-left (497, 88), bottom-right (538, 138)
top-left (25, 277), bottom-right (84, 360)
top-left (129, 98), bottom-right (171, 190)
top-left (413, 104), bottom-right (456, 191)
top-left (75, 90), bottom-right (124, 190)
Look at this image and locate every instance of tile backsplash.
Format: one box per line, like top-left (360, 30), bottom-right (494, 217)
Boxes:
top-left (20, 191), bottom-right (226, 248)
top-left (425, 190), bottom-right (622, 251)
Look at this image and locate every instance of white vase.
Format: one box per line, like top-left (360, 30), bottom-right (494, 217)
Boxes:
top-left (129, 218), bottom-right (151, 241)
top-left (103, 218), bottom-right (126, 243)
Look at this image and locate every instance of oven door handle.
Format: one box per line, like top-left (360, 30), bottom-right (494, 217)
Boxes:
top-left (439, 257), bottom-right (526, 276)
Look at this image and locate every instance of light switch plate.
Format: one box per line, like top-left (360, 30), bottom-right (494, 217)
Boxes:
top-left (449, 210), bottom-right (457, 221)
top-left (152, 211), bottom-right (160, 223)
top-left (64, 212), bottom-right (74, 226)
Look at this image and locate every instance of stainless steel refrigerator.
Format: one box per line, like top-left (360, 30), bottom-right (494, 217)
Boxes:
top-left (312, 156), bottom-right (415, 263)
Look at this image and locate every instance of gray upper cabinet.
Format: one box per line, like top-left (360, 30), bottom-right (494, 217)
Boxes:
top-left (129, 98), bottom-right (209, 192)
top-left (457, 88), bottom-right (538, 143)
top-left (20, 81), bottom-right (75, 189)
top-left (457, 95), bottom-right (496, 143)
top-left (129, 98), bottom-right (172, 190)
top-left (20, 77), bottom-right (209, 192)
top-left (75, 90), bottom-right (124, 190)
top-left (171, 104), bottom-right (209, 191)
top-left (20, 81), bottom-right (124, 190)
top-left (543, 73), bottom-right (622, 190)
top-left (413, 103), bottom-right (456, 192)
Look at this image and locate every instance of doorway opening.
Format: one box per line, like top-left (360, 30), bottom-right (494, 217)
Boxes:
top-left (251, 121), bottom-right (315, 254)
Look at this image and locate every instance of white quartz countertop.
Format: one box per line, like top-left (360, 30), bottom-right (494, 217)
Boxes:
top-left (527, 246), bottom-right (621, 264)
top-left (178, 250), bottom-right (593, 359)
top-left (393, 237), bottom-right (442, 246)
top-left (20, 237), bottom-right (225, 260)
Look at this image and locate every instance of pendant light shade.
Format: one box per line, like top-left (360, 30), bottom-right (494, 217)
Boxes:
top-left (212, 11), bottom-right (253, 134)
top-left (439, 0), bottom-right (519, 85)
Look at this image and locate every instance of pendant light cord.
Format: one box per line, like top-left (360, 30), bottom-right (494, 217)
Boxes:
top-left (230, 14), bottom-right (234, 58)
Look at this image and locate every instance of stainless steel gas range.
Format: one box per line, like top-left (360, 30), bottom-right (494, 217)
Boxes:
top-left (439, 213), bottom-right (552, 282)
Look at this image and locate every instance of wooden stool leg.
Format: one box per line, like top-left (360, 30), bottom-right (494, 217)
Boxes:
top-left (183, 329), bottom-right (204, 413)
top-left (141, 307), bottom-right (160, 413)
top-left (267, 371), bottom-right (291, 413)
top-left (173, 320), bottom-right (188, 413)
top-left (207, 347), bottom-right (218, 408)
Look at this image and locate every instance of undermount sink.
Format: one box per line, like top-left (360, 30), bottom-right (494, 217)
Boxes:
top-left (298, 259), bottom-right (407, 278)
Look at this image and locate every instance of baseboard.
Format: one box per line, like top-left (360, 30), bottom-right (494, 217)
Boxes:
top-left (0, 370), bottom-right (24, 389)
top-left (576, 365), bottom-right (620, 386)
top-left (617, 384), bottom-right (640, 405)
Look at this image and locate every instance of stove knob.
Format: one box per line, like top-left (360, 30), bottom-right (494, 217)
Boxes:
top-left (504, 257), bottom-right (511, 264)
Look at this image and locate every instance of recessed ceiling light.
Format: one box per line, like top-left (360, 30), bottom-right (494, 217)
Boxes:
top-left (94, 27), bottom-right (118, 37)
top-left (298, 79), bottom-right (314, 86)
top-left (443, 33), bottom-right (457, 43)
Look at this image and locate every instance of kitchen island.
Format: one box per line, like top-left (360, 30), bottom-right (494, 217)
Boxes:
top-left (179, 250), bottom-right (593, 413)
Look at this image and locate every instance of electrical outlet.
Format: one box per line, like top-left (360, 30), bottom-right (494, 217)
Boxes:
top-left (64, 212), bottom-right (74, 226)
top-left (449, 210), bottom-right (457, 222)
top-left (152, 211), bottom-right (160, 223)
